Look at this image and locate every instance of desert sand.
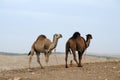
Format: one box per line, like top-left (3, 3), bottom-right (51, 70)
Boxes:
top-left (0, 53), bottom-right (120, 80)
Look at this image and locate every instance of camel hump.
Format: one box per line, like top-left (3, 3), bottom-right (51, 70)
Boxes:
top-left (39, 35), bottom-right (46, 38)
top-left (72, 32), bottom-right (81, 39)
top-left (36, 35), bottom-right (47, 41)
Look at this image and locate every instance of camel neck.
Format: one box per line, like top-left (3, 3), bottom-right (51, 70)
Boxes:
top-left (47, 38), bottom-right (58, 52)
top-left (86, 38), bottom-right (91, 48)
top-left (52, 38), bottom-right (58, 48)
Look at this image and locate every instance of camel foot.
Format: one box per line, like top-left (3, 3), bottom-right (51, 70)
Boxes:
top-left (65, 65), bottom-right (68, 68)
top-left (78, 65), bottom-right (83, 67)
top-left (28, 68), bottom-right (33, 72)
top-left (41, 66), bottom-right (44, 69)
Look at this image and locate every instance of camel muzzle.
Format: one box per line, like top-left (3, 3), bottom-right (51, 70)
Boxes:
top-left (60, 34), bottom-right (62, 38)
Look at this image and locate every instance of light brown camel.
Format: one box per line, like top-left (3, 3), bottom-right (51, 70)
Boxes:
top-left (28, 34), bottom-right (62, 69)
top-left (65, 32), bottom-right (92, 68)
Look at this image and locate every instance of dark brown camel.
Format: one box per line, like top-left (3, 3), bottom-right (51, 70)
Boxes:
top-left (65, 32), bottom-right (92, 68)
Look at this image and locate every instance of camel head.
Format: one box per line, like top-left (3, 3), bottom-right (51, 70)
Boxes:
top-left (45, 34), bottom-right (62, 63)
top-left (53, 34), bottom-right (62, 39)
top-left (86, 34), bottom-right (92, 40)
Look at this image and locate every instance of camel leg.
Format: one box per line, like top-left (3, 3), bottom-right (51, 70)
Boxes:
top-left (54, 48), bottom-right (58, 64)
top-left (78, 51), bottom-right (83, 67)
top-left (29, 55), bottom-right (32, 69)
top-left (72, 51), bottom-right (79, 66)
top-left (65, 50), bottom-right (69, 68)
top-left (29, 49), bottom-right (34, 69)
top-left (36, 53), bottom-right (44, 69)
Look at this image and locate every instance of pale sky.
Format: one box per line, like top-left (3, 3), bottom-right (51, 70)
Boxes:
top-left (0, 0), bottom-right (120, 55)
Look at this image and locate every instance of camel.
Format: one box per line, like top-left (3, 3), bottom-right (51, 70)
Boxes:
top-left (65, 32), bottom-right (92, 68)
top-left (28, 34), bottom-right (62, 69)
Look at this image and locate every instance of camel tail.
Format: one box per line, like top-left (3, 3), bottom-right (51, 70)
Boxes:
top-left (66, 41), bottom-right (72, 54)
top-left (28, 51), bottom-right (31, 56)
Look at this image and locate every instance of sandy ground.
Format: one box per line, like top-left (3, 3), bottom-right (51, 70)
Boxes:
top-left (0, 54), bottom-right (120, 80)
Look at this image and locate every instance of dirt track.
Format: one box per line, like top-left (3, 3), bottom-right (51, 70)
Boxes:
top-left (0, 61), bottom-right (120, 80)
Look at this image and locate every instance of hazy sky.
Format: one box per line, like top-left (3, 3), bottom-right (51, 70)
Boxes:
top-left (0, 0), bottom-right (120, 55)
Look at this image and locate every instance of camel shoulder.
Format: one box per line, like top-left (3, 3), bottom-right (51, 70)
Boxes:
top-left (80, 37), bottom-right (85, 41)
top-left (76, 37), bottom-right (86, 43)
top-left (44, 38), bottom-right (51, 44)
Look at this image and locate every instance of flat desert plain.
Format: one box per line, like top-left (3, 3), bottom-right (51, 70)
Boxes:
top-left (0, 54), bottom-right (120, 80)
